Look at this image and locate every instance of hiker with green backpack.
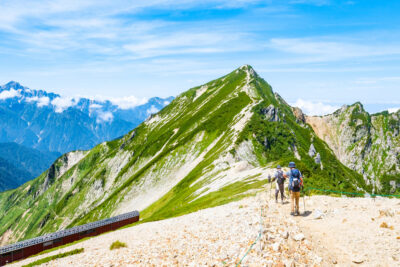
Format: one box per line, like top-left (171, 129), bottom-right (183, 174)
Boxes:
top-left (273, 165), bottom-right (286, 204)
top-left (284, 162), bottom-right (303, 216)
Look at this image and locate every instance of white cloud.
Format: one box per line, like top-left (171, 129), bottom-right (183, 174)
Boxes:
top-left (123, 32), bottom-right (245, 59)
top-left (268, 38), bottom-right (400, 62)
top-left (51, 96), bottom-right (79, 112)
top-left (388, 107), bottom-right (400, 113)
top-left (26, 96), bottom-right (50, 107)
top-left (0, 88), bottom-right (21, 100)
top-left (73, 94), bottom-right (149, 110)
top-left (163, 100), bottom-right (170, 105)
top-left (291, 99), bottom-right (339, 116)
top-left (89, 103), bottom-right (102, 109)
top-left (146, 105), bottom-right (159, 115)
top-left (289, 0), bottom-right (330, 5)
top-left (96, 111), bottom-right (114, 123)
top-left (107, 96), bottom-right (148, 110)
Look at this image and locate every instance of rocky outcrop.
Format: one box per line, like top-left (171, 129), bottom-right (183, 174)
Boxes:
top-left (261, 104), bottom-right (280, 122)
top-left (309, 144), bottom-right (316, 157)
top-left (307, 103), bottom-right (400, 191)
top-left (292, 107), bottom-right (306, 124)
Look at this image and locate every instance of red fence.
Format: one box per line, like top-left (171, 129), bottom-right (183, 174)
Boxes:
top-left (0, 212), bottom-right (139, 266)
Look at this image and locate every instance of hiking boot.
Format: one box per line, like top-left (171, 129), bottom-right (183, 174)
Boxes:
top-left (290, 212), bottom-right (294, 216)
top-left (295, 211), bottom-right (300, 216)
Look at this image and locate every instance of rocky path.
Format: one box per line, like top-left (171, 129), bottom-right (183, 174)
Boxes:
top-left (296, 195), bottom-right (400, 266)
top-left (10, 188), bottom-right (400, 267)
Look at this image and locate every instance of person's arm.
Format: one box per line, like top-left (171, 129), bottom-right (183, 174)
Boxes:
top-left (273, 172), bottom-right (278, 182)
top-left (287, 171), bottom-right (292, 190)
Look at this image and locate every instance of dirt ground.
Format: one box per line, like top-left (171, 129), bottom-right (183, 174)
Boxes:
top-left (9, 188), bottom-right (400, 267)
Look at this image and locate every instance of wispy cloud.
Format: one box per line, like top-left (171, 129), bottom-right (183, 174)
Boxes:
top-left (291, 99), bottom-right (339, 116)
top-left (0, 0), bottom-right (399, 115)
top-left (96, 111), bottom-right (114, 123)
top-left (51, 96), bottom-right (79, 112)
top-left (146, 105), bottom-right (159, 115)
top-left (268, 38), bottom-right (400, 63)
top-left (289, 0), bottom-right (330, 6)
top-left (388, 107), bottom-right (400, 114)
top-left (0, 88), bottom-right (20, 100)
top-left (87, 95), bottom-right (148, 110)
top-left (123, 32), bottom-right (247, 59)
top-left (26, 96), bottom-right (50, 107)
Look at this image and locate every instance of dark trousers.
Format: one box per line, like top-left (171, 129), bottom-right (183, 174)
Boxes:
top-left (275, 183), bottom-right (285, 201)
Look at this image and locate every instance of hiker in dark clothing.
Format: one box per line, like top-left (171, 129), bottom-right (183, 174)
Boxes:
top-left (284, 162), bottom-right (303, 216)
top-left (274, 165), bottom-right (286, 203)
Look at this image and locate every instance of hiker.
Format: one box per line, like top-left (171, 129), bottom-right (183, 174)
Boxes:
top-left (274, 165), bottom-right (286, 203)
top-left (284, 162), bottom-right (303, 216)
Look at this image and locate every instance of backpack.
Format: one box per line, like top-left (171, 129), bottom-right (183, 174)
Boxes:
top-left (276, 170), bottom-right (285, 185)
top-left (291, 169), bottom-right (301, 191)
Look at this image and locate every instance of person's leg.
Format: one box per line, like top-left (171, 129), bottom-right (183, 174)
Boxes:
top-left (279, 184), bottom-right (284, 202)
top-left (290, 191), bottom-right (295, 213)
top-left (295, 192), bottom-right (300, 214)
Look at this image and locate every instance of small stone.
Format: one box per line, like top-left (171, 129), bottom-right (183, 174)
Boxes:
top-left (352, 256), bottom-right (364, 264)
top-left (272, 242), bottom-right (280, 252)
top-left (314, 255), bottom-right (322, 264)
top-left (292, 233), bottom-right (305, 241)
top-left (313, 209), bottom-right (325, 220)
top-left (380, 222), bottom-right (389, 228)
top-left (282, 231), bottom-right (289, 239)
top-left (332, 259), bottom-right (338, 264)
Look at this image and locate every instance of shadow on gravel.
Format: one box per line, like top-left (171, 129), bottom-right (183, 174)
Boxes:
top-left (300, 211), bottom-right (312, 217)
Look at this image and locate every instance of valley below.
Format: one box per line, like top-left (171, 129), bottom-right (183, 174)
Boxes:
top-left (10, 187), bottom-right (400, 267)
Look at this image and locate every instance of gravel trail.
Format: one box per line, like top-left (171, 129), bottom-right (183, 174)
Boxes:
top-left (10, 188), bottom-right (400, 266)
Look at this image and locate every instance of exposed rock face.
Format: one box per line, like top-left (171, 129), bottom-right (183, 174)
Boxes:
top-left (309, 144), bottom-right (316, 157)
top-left (292, 107), bottom-right (306, 124)
top-left (314, 153), bottom-right (321, 165)
top-left (307, 103), bottom-right (400, 190)
top-left (261, 104), bottom-right (280, 122)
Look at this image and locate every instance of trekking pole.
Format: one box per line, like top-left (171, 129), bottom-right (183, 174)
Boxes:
top-left (302, 187), bottom-right (306, 213)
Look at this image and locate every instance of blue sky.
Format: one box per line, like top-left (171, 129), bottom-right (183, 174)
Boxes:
top-left (0, 0), bottom-right (399, 115)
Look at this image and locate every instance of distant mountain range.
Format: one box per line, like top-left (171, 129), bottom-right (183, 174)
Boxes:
top-left (0, 81), bottom-right (173, 191)
top-left (0, 142), bottom-right (61, 191)
top-left (0, 81), bottom-right (173, 154)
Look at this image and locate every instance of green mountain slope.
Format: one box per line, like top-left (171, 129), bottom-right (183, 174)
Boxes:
top-left (307, 103), bottom-right (400, 195)
top-left (0, 65), bottom-right (366, 245)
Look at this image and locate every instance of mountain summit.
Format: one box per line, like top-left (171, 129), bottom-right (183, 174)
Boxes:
top-left (0, 66), bottom-right (365, 244)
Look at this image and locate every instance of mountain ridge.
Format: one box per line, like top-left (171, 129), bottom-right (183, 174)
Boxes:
top-left (306, 102), bottom-right (400, 194)
top-left (0, 65), bottom-right (366, 245)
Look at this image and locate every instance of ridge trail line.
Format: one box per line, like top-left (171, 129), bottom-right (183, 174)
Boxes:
top-left (235, 199), bottom-right (265, 266)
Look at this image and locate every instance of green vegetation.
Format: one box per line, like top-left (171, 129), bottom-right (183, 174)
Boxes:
top-left (0, 65), bottom-right (376, 245)
top-left (22, 248), bottom-right (84, 267)
top-left (110, 240), bottom-right (127, 250)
